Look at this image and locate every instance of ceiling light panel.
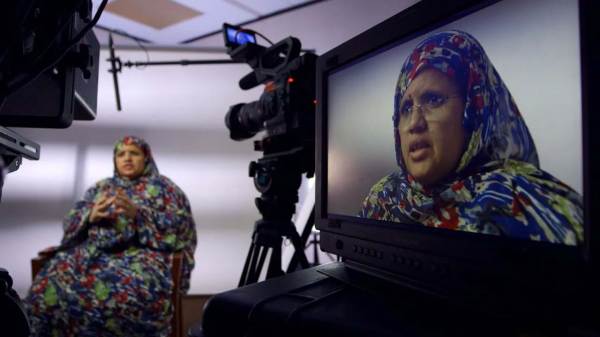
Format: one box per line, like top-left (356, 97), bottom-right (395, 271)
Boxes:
top-left (96, 0), bottom-right (253, 45)
top-left (106, 0), bottom-right (203, 30)
top-left (94, 0), bottom-right (314, 46)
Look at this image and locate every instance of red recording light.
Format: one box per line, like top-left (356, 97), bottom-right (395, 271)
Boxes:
top-left (287, 77), bottom-right (295, 83)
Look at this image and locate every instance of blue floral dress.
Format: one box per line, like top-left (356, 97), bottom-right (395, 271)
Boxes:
top-left (25, 136), bottom-right (197, 336)
top-left (360, 30), bottom-right (583, 245)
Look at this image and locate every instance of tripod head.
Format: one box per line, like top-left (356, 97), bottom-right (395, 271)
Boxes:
top-left (239, 134), bottom-right (312, 286)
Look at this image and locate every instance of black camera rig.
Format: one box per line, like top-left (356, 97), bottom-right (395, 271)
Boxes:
top-left (223, 24), bottom-right (318, 285)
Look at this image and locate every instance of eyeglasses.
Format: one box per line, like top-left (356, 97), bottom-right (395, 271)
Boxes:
top-left (398, 92), bottom-right (462, 127)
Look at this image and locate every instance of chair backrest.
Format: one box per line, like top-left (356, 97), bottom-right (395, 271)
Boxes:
top-left (171, 252), bottom-right (183, 337)
top-left (31, 250), bottom-right (57, 281)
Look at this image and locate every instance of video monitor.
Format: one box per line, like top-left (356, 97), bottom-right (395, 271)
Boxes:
top-left (224, 23), bottom-right (257, 49)
top-left (316, 0), bottom-right (594, 312)
top-left (0, 13), bottom-right (99, 128)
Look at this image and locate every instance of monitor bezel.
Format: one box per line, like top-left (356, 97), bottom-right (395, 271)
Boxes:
top-left (316, 0), bottom-right (597, 315)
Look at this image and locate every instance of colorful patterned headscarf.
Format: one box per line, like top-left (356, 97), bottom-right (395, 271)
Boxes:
top-left (113, 135), bottom-right (158, 181)
top-left (393, 30), bottom-right (538, 175)
top-left (360, 30), bottom-right (583, 245)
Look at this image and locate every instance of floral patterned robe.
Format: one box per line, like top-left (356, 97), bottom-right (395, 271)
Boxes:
top-left (25, 136), bottom-right (197, 336)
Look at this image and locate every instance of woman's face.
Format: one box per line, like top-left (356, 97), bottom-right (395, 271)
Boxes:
top-left (115, 144), bottom-right (146, 179)
top-left (398, 68), bottom-right (466, 186)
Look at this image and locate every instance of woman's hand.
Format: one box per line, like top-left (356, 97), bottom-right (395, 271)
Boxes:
top-left (89, 195), bottom-right (116, 223)
top-left (114, 190), bottom-right (138, 220)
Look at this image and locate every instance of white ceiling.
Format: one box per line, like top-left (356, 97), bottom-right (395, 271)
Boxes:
top-left (92, 0), bottom-right (318, 49)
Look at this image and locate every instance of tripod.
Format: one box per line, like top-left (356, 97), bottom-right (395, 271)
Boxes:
top-left (238, 146), bottom-right (312, 287)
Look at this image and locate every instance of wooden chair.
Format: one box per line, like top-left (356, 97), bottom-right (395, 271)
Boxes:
top-left (31, 249), bottom-right (184, 337)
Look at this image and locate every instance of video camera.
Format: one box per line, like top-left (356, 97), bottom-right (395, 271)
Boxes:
top-left (222, 24), bottom-right (317, 284)
top-left (223, 24), bottom-right (317, 161)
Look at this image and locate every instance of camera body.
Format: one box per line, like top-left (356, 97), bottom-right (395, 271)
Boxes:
top-left (223, 24), bottom-right (317, 159)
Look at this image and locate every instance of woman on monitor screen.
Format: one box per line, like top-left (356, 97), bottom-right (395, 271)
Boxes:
top-left (25, 136), bottom-right (197, 336)
top-left (359, 30), bottom-right (583, 245)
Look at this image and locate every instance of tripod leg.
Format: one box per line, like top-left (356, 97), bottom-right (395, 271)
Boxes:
top-left (255, 246), bottom-right (268, 277)
top-left (288, 229), bottom-right (310, 270)
top-left (266, 243), bottom-right (284, 279)
top-left (299, 207), bottom-right (315, 245)
top-left (238, 242), bottom-right (256, 287)
top-left (313, 232), bottom-right (320, 265)
top-left (287, 207), bottom-right (314, 271)
top-left (239, 240), bottom-right (265, 287)
top-left (248, 246), bottom-right (269, 284)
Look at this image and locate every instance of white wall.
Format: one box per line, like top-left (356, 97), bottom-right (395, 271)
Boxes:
top-left (0, 0), bottom-right (419, 297)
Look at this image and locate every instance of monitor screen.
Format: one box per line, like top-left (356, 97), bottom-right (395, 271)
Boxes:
top-left (325, 0), bottom-right (583, 246)
top-left (225, 25), bottom-right (257, 48)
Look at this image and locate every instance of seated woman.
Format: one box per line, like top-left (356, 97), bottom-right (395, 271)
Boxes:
top-left (25, 136), bottom-right (197, 336)
top-left (359, 30), bottom-right (583, 245)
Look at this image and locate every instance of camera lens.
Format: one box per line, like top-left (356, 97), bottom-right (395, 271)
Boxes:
top-left (225, 103), bottom-right (255, 141)
top-left (225, 99), bottom-right (268, 141)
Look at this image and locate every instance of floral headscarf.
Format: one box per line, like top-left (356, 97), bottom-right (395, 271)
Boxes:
top-left (393, 30), bottom-right (538, 175)
top-left (113, 135), bottom-right (158, 181)
top-left (360, 30), bottom-right (583, 245)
